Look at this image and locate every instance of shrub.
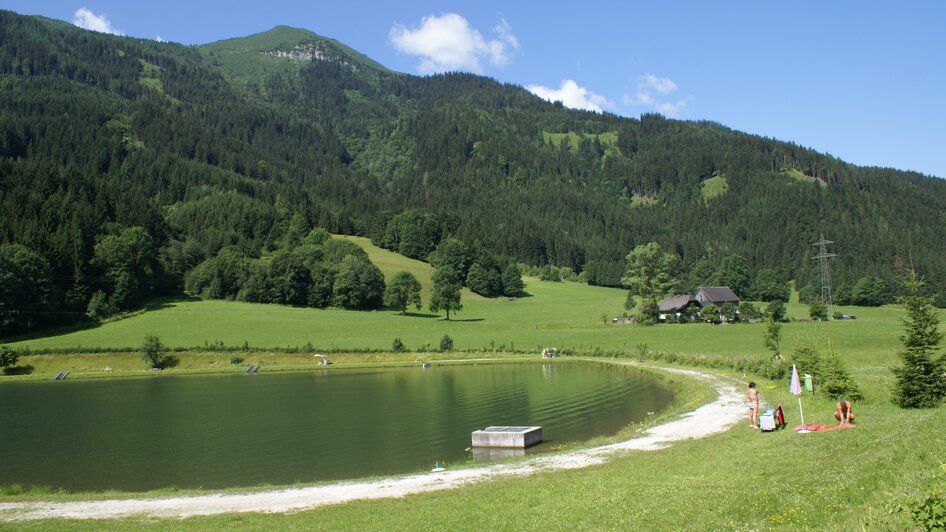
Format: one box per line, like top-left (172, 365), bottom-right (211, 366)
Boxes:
top-left (738, 301), bottom-right (761, 322)
top-left (766, 300), bottom-right (787, 322)
top-left (392, 338), bottom-right (405, 352)
top-left (637, 299), bottom-right (660, 325)
top-left (701, 304), bottom-right (720, 324)
top-left (760, 355), bottom-right (787, 380)
top-left (900, 468), bottom-right (946, 530)
top-left (0, 344), bottom-right (18, 370)
top-left (140, 335), bottom-right (166, 369)
top-left (86, 290), bottom-right (112, 320)
top-left (792, 339), bottom-right (862, 400)
top-left (809, 299), bottom-right (828, 321)
top-left (439, 334), bottom-right (454, 352)
top-left (819, 350), bottom-right (863, 401)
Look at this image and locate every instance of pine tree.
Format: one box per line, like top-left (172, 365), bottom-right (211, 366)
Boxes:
top-left (892, 270), bottom-right (946, 408)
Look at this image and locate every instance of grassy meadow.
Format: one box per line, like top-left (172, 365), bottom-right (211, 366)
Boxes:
top-left (2, 237), bottom-right (945, 529)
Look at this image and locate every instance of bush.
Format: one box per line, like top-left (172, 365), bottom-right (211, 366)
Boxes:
top-left (760, 355), bottom-right (787, 380)
top-left (86, 290), bottom-right (112, 320)
top-left (0, 344), bottom-right (18, 370)
top-left (637, 299), bottom-right (660, 325)
top-left (791, 339), bottom-right (862, 400)
top-left (766, 300), bottom-right (787, 322)
top-left (791, 341), bottom-right (821, 377)
top-left (900, 469), bottom-right (946, 530)
top-left (809, 299), bottom-right (828, 321)
top-left (700, 304), bottom-right (720, 324)
top-left (439, 334), bottom-right (454, 352)
top-left (819, 351), bottom-right (863, 401)
top-left (391, 338), bottom-right (405, 352)
top-left (140, 335), bottom-right (167, 369)
top-left (738, 301), bottom-right (761, 322)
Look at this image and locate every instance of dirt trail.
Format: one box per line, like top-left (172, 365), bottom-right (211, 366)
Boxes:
top-left (0, 366), bottom-right (745, 522)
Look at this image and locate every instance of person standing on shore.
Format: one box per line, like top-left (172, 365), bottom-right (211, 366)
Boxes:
top-left (748, 382), bottom-right (760, 429)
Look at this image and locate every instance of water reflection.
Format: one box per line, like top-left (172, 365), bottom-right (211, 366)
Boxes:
top-left (0, 363), bottom-right (673, 491)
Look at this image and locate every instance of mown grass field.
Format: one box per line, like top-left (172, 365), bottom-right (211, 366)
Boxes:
top-left (6, 237), bottom-right (917, 376)
top-left (2, 238), bottom-right (945, 529)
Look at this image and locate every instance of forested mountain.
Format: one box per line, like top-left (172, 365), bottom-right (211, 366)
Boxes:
top-left (2, 10), bottom-right (945, 334)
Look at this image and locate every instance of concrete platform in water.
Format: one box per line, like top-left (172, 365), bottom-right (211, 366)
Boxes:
top-left (471, 426), bottom-right (542, 448)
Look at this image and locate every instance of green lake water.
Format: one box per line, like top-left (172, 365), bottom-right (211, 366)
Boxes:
top-left (0, 363), bottom-right (673, 492)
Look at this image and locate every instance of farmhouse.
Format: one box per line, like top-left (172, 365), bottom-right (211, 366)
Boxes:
top-left (657, 294), bottom-right (698, 321)
top-left (694, 286), bottom-right (740, 308)
top-left (658, 286), bottom-right (740, 321)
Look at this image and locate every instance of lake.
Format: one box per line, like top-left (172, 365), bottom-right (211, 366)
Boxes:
top-left (0, 362), bottom-right (673, 491)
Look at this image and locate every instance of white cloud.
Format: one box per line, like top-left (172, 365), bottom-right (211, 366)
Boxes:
top-left (72, 7), bottom-right (124, 35)
top-left (155, 35), bottom-right (165, 43)
top-left (494, 18), bottom-right (519, 50)
top-left (527, 79), bottom-right (613, 113)
top-left (656, 100), bottom-right (688, 118)
top-left (390, 13), bottom-right (518, 73)
top-left (625, 90), bottom-right (655, 106)
top-left (640, 74), bottom-right (677, 94)
top-left (624, 73), bottom-right (689, 117)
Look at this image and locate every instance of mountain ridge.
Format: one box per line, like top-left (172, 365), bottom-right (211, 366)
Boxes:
top-left (1, 9), bottom-right (945, 336)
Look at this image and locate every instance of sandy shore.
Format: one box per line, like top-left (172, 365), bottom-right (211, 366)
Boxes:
top-left (0, 366), bottom-right (744, 522)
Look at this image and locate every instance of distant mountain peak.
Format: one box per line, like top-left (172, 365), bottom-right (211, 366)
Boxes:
top-left (200, 24), bottom-right (390, 75)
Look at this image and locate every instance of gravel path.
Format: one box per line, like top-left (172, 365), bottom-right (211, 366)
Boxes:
top-left (0, 366), bottom-right (745, 522)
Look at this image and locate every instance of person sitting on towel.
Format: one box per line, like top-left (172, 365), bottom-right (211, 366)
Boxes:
top-left (834, 400), bottom-right (855, 425)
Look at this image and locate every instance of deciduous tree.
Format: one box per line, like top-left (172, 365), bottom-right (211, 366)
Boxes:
top-left (622, 242), bottom-right (677, 315)
top-left (430, 266), bottom-right (463, 320)
top-left (332, 256), bottom-right (385, 310)
top-left (384, 271), bottom-right (422, 315)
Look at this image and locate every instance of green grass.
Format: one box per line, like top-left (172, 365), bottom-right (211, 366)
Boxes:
top-left (782, 167), bottom-right (827, 187)
top-left (8, 287), bottom-right (930, 382)
top-left (701, 174), bottom-right (729, 200)
top-left (334, 235), bottom-right (437, 298)
top-left (4, 238), bottom-right (946, 529)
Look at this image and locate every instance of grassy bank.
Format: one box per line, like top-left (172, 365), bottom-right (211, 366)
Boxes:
top-left (0, 350), bottom-right (539, 382)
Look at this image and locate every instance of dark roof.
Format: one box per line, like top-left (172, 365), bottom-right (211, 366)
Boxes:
top-left (696, 286), bottom-right (740, 303)
top-left (659, 294), bottom-right (696, 312)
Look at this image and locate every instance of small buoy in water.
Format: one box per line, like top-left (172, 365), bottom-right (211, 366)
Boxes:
top-left (431, 460), bottom-right (446, 472)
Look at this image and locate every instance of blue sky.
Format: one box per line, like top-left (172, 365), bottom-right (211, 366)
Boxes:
top-left (5, 1), bottom-right (946, 178)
